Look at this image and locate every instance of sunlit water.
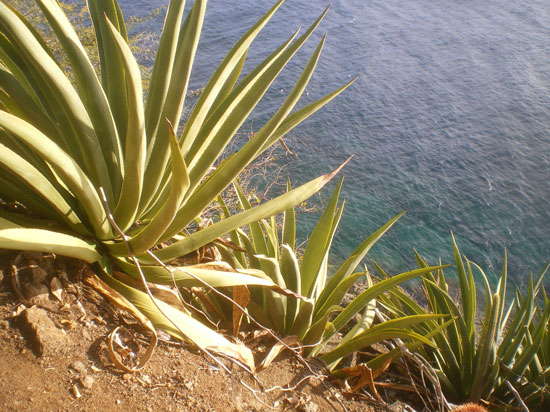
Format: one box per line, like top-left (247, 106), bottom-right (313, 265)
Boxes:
top-left (118, 0), bottom-right (550, 286)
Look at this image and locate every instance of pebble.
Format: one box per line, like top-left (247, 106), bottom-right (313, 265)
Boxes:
top-left (81, 375), bottom-right (94, 389)
top-left (70, 360), bottom-right (87, 376)
top-left (81, 328), bottom-right (91, 341)
top-left (141, 374), bottom-right (152, 385)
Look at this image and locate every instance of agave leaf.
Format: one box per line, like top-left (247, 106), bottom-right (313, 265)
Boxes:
top-left (104, 17), bottom-right (147, 231)
top-left (280, 244), bottom-right (301, 333)
top-left (300, 178), bottom-right (343, 297)
top-left (87, 0), bottom-right (128, 138)
top-left (216, 197), bottom-right (246, 267)
top-left (234, 181), bottom-right (268, 256)
top-left (98, 268), bottom-right (255, 370)
top-left (1, 2), bottom-right (62, 69)
top-left (288, 299), bottom-right (315, 339)
top-left (0, 141), bottom-right (86, 232)
top-left (313, 271), bottom-right (364, 323)
top-left (179, 0), bottom-right (285, 157)
top-left (321, 327), bottom-right (437, 367)
top-left (422, 278), bottom-right (470, 368)
top-left (144, 0), bottom-right (186, 139)
top-left (281, 179), bottom-right (296, 250)
top-left (183, 25), bottom-right (320, 201)
top-left (509, 299), bottom-right (550, 381)
top-left (256, 255), bottom-right (286, 332)
top-left (452, 233), bottom-right (475, 340)
top-left (0, 109), bottom-right (111, 239)
top-left (110, 126), bottom-right (190, 256)
top-left (141, 0), bottom-right (206, 212)
top-left (340, 273), bottom-right (376, 342)
top-left (262, 217), bottom-right (279, 260)
top-left (498, 279), bottom-right (533, 364)
top-left (35, 0), bottom-right (121, 191)
top-left (495, 249), bottom-right (508, 338)
top-left (0, 2), bottom-right (113, 200)
top-left (331, 265), bottom-right (448, 334)
top-left (168, 11), bottom-right (329, 233)
top-left (315, 211), bottom-right (405, 315)
top-left (0, 33), bottom-right (53, 117)
top-left (114, 258), bottom-right (274, 288)
top-left (141, 163), bottom-right (347, 263)
top-left (469, 293), bottom-right (499, 402)
top-left (0, 227), bottom-right (100, 263)
top-left (263, 77), bottom-right (355, 153)
top-left (0, 66), bottom-right (61, 142)
top-left (366, 317), bottom-right (456, 371)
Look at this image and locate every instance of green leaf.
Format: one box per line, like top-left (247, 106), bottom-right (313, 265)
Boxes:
top-left (315, 211), bottom-right (405, 316)
top-left (300, 178), bottom-right (343, 297)
top-left (0, 226), bottom-right (100, 263)
top-left (321, 327), bottom-right (437, 367)
top-left (114, 258), bottom-right (275, 288)
top-left (105, 17), bottom-right (147, 231)
top-left (331, 265), bottom-right (448, 334)
top-left (140, 0), bottom-right (207, 212)
top-left (141, 163), bottom-right (347, 263)
top-left (35, 0), bottom-right (122, 193)
top-left (281, 179), bottom-right (296, 250)
top-left (110, 125), bottom-right (190, 256)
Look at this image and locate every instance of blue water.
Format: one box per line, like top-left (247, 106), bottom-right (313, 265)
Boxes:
top-left (119, 0), bottom-right (550, 285)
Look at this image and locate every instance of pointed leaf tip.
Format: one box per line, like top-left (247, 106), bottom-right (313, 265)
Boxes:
top-left (322, 156), bottom-right (353, 184)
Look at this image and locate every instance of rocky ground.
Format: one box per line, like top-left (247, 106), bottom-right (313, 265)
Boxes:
top-left (0, 250), bottom-right (429, 412)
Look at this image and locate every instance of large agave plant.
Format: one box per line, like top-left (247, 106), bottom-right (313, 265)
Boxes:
top-left (378, 236), bottom-right (550, 407)
top-left (212, 179), bottom-right (447, 370)
top-left (0, 0), bottom-right (351, 358)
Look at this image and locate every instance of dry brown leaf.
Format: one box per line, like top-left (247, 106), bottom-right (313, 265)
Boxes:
top-left (84, 274), bottom-right (157, 373)
top-left (214, 238), bottom-right (247, 252)
top-left (208, 341), bottom-right (256, 372)
top-left (338, 356), bottom-right (394, 398)
top-left (50, 276), bottom-right (64, 303)
top-left (107, 326), bottom-right (157, 374)
top-left (191, 287), bottom-right (224, 319)
top-left (232, 285), bottom-right (250, 336)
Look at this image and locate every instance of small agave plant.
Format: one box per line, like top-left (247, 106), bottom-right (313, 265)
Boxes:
top-left (212, 178), bottom-right (448, 370)
top-left (378, 236), bottom-right (550, 407)
top-left (0, 0), bottom-right (353, 365)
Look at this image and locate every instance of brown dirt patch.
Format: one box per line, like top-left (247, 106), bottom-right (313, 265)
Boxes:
top-left (0, 251), bottom-right (416, 412)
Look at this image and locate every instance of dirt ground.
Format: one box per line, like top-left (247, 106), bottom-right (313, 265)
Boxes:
top-left (0, 250), bottom-right (421, 412)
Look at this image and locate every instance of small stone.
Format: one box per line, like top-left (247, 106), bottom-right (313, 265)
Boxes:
top-left (81, 328), bottom-right (91, 341)
top-left (80, 375), bottom-right (94, 389)
top-left (304, 402), bottom-right (319, 412)
top-left (70, 361), bottom-right (87, 376)
top-left (17, 306), bottom-right (71, 356)
top-left (72, 384), bottom-right (81, 399)
top-left (30, 264), bottom-right (48, 285)
top-left (140, 374), bottom-right (152, 385)
top-left (116, 399), bottom-right (121, 405)
top-left (0, 319), bottom-right (9, 330)
top-left (22, 284), bottom-right (51, 307)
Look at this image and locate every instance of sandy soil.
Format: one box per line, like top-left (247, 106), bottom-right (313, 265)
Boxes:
top-left (0, 250), bottom-right (422, 412)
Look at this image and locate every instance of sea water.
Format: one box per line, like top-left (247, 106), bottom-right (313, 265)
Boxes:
top-left (119, 0), bottom-right (550, 286)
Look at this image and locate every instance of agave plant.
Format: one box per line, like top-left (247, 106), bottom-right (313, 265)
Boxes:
top-left (0, 0), bottom-right (353, 359)
top-left (378, 235), bottom-right (550, 406)
top-left (211, 179), bottom-right (448, 370)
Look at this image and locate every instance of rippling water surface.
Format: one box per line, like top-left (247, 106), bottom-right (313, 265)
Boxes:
top-left (120, 0), bottom-right (550, 285)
